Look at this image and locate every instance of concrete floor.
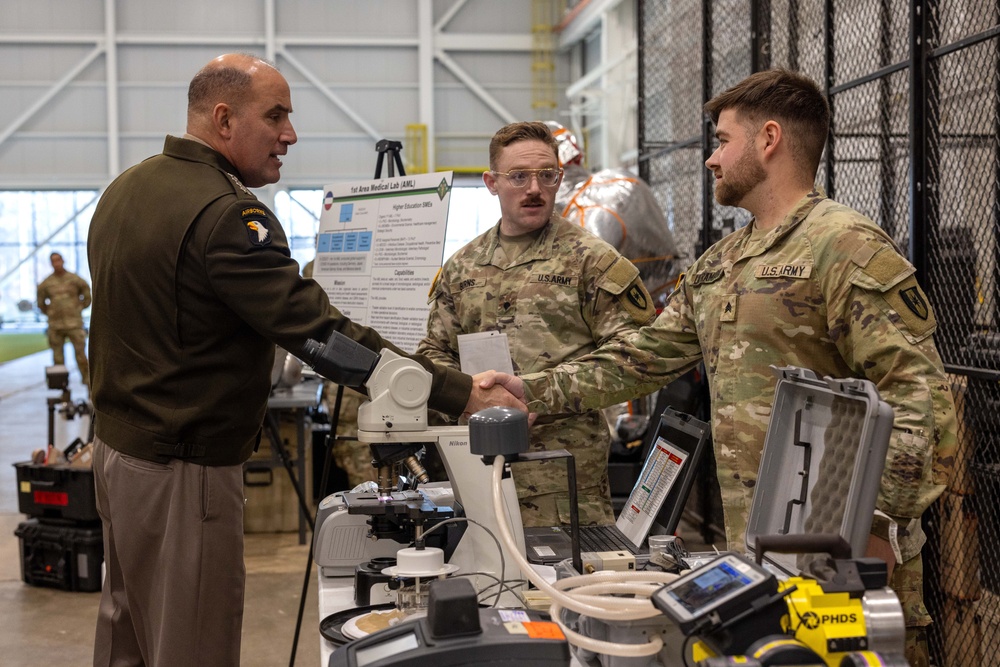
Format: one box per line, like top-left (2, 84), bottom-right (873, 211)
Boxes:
top-left (0, 350), bottom-right (324, 667)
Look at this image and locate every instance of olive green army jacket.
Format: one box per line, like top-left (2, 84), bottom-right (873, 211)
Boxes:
top-left (88, 136), bottom-right (471, 466)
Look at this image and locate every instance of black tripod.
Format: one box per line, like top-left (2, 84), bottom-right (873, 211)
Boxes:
top-left (374, 139), bottom-right (406, 178)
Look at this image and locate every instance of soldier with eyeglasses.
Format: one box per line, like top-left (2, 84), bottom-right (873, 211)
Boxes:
top-left (416, 121), bottom-right (657, 527)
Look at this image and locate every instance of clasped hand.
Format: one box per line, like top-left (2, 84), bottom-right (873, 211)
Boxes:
top-left (464, 371), bottom-right (534, 425)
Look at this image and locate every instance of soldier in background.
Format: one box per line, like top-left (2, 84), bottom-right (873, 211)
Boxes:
top-left (500, 70), bottom-right (956, 667)
top-left (415, 121), bottom-right (657, 527)
top-left (37, 251), bottom-right (92, 386)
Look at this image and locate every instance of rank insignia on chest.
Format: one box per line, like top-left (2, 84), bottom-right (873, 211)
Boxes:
top-left (241, 208), bottom-right (271, 247)
top-left (721, 294), bottom-right (737, 322)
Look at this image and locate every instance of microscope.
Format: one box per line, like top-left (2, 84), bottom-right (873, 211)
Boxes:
top-left (306, 331), bottom-right (527, 608)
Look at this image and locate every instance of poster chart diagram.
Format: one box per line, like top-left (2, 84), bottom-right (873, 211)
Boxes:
top-left (314, 171), bottom-right (454, 353)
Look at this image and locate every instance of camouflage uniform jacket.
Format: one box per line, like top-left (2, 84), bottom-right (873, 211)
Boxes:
top-left (521, 191), bottom-right (956, 552)
top-left (416, 215), bottom-right (657, 523)
top-left (37, 270), bottom-right (91, 330)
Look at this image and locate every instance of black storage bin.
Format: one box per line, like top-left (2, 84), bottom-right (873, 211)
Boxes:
top-left (14, 518), bottom-right (104, 592)
top-left (14, 462), bottom-right (99, 523)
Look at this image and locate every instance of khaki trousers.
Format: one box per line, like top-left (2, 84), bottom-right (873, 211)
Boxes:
top-left (93, 438), bottom-right (246, 667)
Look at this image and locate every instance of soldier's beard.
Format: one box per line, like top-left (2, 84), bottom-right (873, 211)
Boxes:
top-left (714, 146), bottom-right (766, 208)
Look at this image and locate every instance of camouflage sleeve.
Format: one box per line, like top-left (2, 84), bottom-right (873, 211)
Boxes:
top-left (522, 272), bottom-right (703, 415)
top-left (78, 275), bottom-right (92, 310)
top-left (825, 240), bottom-right (956, 537)
top-left (413, 266), bottom-right (462, 371)
top-left (36, 281), bottom-right (48, 315)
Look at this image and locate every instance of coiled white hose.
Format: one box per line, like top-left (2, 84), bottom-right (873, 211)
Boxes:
top-left (491, 455), bottom-right (679, 658)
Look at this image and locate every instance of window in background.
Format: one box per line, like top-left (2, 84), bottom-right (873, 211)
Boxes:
top-left (273, 189), bottom-right (323, 272)
top-left (442, 185), bottom-right (501, 262)
top-left (0, 185), bottom-right (499, 328)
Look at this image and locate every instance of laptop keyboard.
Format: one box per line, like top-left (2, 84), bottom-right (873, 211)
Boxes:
top-left (577, 524), bottom-right (639, 554)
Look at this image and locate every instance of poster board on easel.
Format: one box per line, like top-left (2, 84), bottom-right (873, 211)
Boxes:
top-left (312, 171), bottom-right (454, 353)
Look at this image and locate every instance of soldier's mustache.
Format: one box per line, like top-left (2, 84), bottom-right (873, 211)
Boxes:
top-left (522, 196), bottom-right (545, 206)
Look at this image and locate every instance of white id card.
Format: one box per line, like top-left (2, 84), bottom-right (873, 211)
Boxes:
top-left (457, 331), bottom-right (514, 376)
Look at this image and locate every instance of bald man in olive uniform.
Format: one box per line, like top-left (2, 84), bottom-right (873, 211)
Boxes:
top-left (87, 53), bottom-right (524, 667)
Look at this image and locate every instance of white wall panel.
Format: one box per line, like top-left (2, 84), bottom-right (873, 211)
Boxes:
top-left (28, 85), bottom-right (107, 132)
top-left (116, 0), bottom-right (265, 34)
top-left (0, 0), bottom-right (569, 189)
top-left (1, 0), bottom-right (105, 32)
top-left (278, 0), bottom-right (420, 36)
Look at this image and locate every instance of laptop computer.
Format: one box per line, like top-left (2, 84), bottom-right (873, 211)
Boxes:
top-left (524, 407), bottom-right (711, 565)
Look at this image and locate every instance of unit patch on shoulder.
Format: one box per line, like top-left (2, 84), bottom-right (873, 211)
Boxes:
top-left (626, 284), bottom-right (648, 310)
top-left (620, 281), bottom-right (655, 323)
top-left (884, 276), bottom-right (936, 339)
top-left (241, 207), bottom-right (271, 247)
top-left (899, 285), bottom-right (929, 320)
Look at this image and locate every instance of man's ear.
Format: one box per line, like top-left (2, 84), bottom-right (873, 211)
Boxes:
top-left (483, 170), bottom-right (498, 195)
top-left (760, 120), bottom-right (782, 159)
top-left (213, 103), bottom-right (233, 139)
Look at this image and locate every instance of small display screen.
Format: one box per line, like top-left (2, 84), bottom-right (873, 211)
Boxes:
top-left (355, 631), bottom-right (420, 667)
top-left (666, 560), bottom-right (754, 614)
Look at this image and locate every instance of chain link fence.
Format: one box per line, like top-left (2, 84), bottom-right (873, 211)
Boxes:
top-left (638, 1), bottom-right (1000, 664)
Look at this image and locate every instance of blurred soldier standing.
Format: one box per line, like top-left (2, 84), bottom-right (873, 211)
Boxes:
top-left (416, 121), bottom-right (657, 527)
top-left (37, 251), bottom-right (92, 386)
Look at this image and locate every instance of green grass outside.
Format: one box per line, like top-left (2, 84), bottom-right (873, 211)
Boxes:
top-left (0, 332), bottom-right (49, 363)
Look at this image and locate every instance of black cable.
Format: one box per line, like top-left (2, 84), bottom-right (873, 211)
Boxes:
top-left (470, 575), bottom-right (529, 607)
top-left (419, 516), bottom-right (518, 607)
top-left (785, 589), bottom-right (807, 637)
top-left (681, 634), bottom-right (697, 667)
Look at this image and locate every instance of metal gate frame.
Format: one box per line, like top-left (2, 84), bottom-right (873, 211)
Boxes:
top-left (638, 1), bottom-right (1000, 663)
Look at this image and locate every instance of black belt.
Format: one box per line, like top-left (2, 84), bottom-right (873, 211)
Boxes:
top-left (152, 441), bottom-right (208, 459)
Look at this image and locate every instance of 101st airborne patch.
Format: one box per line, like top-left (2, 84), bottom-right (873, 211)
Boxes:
top-left (241, 207), bottom-right (272, 247)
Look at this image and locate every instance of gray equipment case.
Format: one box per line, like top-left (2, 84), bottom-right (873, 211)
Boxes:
top-left (745, 365), bottom-right (894, 575)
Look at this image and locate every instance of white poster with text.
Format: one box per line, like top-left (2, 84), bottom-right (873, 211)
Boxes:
top-left (314, 172), bottom-right (454, 353)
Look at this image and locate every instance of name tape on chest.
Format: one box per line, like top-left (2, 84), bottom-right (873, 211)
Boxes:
top-left (454, 277), bottom-right (487, 292)
top-left (754, 264), bottom-right (812, 279)
top-left (533, 273), bottom-right (578, 287)
top-left (690, 269), bottom-right (724, 286)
